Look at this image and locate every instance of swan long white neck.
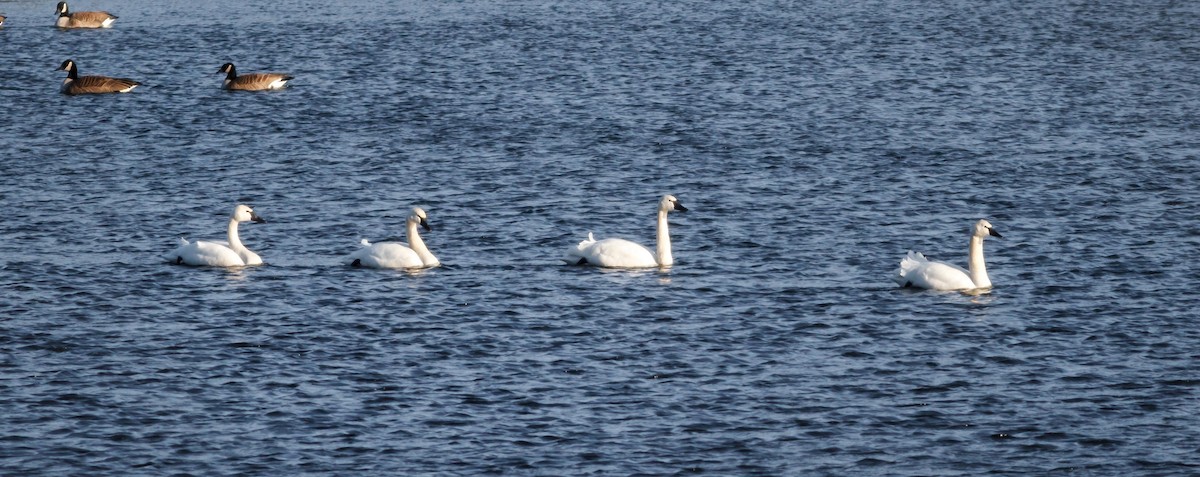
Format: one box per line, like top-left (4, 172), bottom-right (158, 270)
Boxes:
top-left (406, 220), bottom-right (438, 266)
top-left (968, 235), bottom-right (990, 288)
top-left (656, 208), bottom-right (673, 267)
top-left (226, 217), bottom-right (246, 253)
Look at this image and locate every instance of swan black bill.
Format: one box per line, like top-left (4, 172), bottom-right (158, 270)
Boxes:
top-left (989, 228), bottom-right (1002, 238)
top-left (420, 219), bottom-right (431, 231)
top-left (252, 215), bottom-right (266, 224)
top-left (674, 202), bottom-right (688, 212)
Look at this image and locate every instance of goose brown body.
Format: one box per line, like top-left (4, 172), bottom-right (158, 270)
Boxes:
top-left (217, 63), bottom-right (294, 91)
top-left (55, 2), bottom-right (117, 28)
top-left (57, 59), bottom-right (140, 95)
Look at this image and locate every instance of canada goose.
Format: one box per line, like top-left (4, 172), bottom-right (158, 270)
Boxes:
top-left (56, 59), bottom-right (140, 95)
top-left (217, 63), bottom-right (293, 91)
top-left (54, 2), bottom-right (117, 28)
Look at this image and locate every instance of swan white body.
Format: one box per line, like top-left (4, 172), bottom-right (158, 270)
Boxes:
top-left (166, 205), bottom-right (266, 267)
top-left (894, 219), bottom-right (1002, 291)
top-left (565, 194), bottom-right (687, 268)
top-left (349, 207), bottom-right (439, 269)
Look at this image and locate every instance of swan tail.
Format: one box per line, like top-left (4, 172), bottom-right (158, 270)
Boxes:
top-left (575, 231), bottom-right (596, 248)
top-left (164, 237), bottom-right (191, 263)
top-left (562, 248), bottom-right (585, 265)
top-left (563, 232), bottom-right (597, 265)
top-left (894, 251), bottom-right (927, 287)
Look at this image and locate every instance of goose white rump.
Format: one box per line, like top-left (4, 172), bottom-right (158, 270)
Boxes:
top-left (166, 204), bottom-right (266, 267)
top-left (894, 219), bottom-right (1002, 291)
top-left (349, 207), bottom-right (439, 269)
top-left (565, 194), bottom-right (687, 268)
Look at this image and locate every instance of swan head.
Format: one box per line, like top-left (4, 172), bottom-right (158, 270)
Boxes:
top-left (974, 219), bottom-right (1001, 239)
top-left (660, 194), bottom-right (688, 213)
top-left (409, 207), bottom-right (431, 231)
top-left (232, 204), bottom-right (266, 224)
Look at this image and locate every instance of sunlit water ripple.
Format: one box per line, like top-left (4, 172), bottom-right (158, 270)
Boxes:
top-left (2, 0), bottom-right (1199, 474)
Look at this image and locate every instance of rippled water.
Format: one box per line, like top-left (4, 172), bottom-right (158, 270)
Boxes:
top-left (2, 0), bottom-right (1199, 474)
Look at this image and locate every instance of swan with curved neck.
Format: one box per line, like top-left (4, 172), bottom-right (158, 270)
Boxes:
top-left (566, 194), bottom-right (688, 268)
top-left (167, 204), bottom-right (267, 267)
top-left (349, 207), bottom-right (439, 269)
top-left (894, 219), bottom-right (1002, 290)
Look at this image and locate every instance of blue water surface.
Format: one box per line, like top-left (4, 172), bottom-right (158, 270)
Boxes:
top-left (1, 0), bottom-right (1199, 474)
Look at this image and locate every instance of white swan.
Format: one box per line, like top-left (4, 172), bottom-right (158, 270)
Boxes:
top-left (894, 219), bottom-right (1002, 290)
top-left (565, 194), bottom-right (688, 268)
top-left (349, 207), bottom-right (439, 269)
top-left (166, 204), bottom-right (267, 267)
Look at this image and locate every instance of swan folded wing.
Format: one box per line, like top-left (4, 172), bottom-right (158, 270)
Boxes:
top-left (351, 242), bottom-right (423, 269)
top-left (170, 239), bottom-right (244, 267)
top-left (896, 251), bottom-right (975, 290)
top-left (582, 238), bottom-right (658, 268)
